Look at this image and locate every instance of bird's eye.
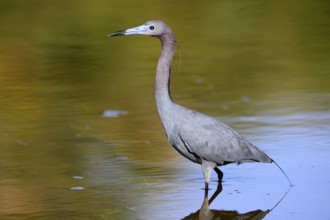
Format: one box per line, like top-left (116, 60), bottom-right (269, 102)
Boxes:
top-left (149, 26), bottom-right (154, 30)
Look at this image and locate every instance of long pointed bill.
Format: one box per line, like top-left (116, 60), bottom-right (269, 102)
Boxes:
top-left (108, 24), bottom-right (149, 37)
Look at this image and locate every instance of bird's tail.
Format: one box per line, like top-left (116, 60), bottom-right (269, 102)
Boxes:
top-left (272, 159), bottom-right (293, 186)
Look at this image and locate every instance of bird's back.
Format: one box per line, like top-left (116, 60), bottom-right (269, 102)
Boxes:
top-left (164, 104), bottom-right (272, 166)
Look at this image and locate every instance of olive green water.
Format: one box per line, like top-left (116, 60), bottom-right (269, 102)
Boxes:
top-left (1, 1), bottom-right (329, 219)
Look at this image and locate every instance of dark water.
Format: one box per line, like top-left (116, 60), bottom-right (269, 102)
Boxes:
top-left (1, 1), bottom-right (329, 219)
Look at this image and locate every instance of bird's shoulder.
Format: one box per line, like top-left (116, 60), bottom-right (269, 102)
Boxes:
top-left (171, 104), bottom-right (236, 136)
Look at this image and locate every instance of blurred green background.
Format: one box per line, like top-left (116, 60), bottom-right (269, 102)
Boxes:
top-left (0, 1), bottom-right (329, 219)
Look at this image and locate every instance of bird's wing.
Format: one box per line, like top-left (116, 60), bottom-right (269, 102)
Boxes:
top-left (173, 112), bottom-right (270, 165)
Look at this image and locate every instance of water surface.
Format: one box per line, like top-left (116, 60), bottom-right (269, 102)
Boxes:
top-left (1, 1), bottom-right (329, 219)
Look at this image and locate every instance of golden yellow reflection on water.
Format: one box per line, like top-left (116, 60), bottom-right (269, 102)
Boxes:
top-left (0, 1), bottom-right (329, 219)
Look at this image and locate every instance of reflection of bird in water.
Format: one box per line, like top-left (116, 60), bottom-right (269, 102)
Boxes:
top-left (182, 182), bottom-right (271, 220)
top-left (182, 180), bottom-right (291, 220)
top-left (109, 20), bottom-right (292, 189)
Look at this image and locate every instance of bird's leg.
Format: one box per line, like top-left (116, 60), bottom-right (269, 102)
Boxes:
top-left (202, 160), bottom-right (217, 190)
top-left (204, 184), bottom-right (209, 198)
top-left (214, 167), bottom-right (223, 182)
top-left (204, 182), bottom-right (209, 191)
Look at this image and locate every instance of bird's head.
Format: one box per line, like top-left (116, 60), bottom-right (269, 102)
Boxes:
top-left (109, 20), bottom-right (172, 38)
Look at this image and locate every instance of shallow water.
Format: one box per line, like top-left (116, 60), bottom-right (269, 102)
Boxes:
top-left (1, 1), bottom-right (330, 219)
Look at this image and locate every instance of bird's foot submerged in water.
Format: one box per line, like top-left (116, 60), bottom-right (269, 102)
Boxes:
top-left (204, 182), bottom-right (209, 191)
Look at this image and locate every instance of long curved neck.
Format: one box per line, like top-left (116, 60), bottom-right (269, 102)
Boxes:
top-left (155, 33), bottom-right (176, 133)
top-left (155, 33), bottom-right (176, 108)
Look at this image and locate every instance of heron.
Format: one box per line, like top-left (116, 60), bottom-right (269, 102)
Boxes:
top-left (109, 20), bottom-right (292, 189)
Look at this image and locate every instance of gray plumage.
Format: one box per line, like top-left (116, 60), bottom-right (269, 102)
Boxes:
top-left (109, 20), bottom-right (291, 189)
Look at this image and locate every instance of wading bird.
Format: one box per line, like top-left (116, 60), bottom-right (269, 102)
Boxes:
top-left (109, 20), bottom-right (291, 189)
